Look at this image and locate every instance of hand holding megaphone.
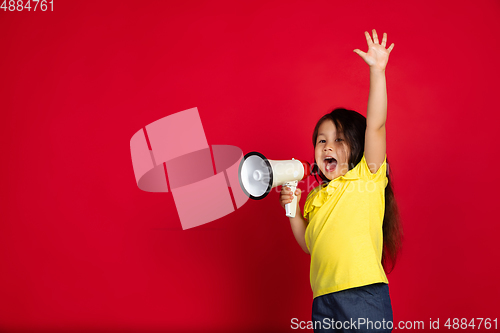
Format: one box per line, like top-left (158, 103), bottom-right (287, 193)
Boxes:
top-left (238, 151), bottom-right (310, 218)
top-left (280, 186), bottom-right (302, 217)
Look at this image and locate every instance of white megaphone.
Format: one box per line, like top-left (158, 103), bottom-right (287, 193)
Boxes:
top-left (238, 152), bottom-right (311, 218)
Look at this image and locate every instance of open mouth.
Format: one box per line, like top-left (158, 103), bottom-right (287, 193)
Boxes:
top-left (324, 157), bottom-right (337, 172)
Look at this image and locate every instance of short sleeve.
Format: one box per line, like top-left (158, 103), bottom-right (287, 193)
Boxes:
top-left (358, 152), bottom-right (387, 182)
top-left (303, 185), bottom-right (323, 221)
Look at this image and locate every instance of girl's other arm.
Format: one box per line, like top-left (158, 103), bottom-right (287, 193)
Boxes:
top-left (353, 29), bottom-right (394, 174)
top-left (280, 186), bottom-right (310, 254)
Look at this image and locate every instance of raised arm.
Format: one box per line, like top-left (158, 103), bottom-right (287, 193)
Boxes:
top-left (353, 29), bottom-right (394, 174)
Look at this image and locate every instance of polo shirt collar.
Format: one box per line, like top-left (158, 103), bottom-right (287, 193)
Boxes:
top-left (312, 170), bottom-right (360, 208)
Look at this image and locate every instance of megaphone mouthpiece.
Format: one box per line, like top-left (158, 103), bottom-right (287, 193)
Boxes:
top-left (299, 159), bottom-right (311, 179)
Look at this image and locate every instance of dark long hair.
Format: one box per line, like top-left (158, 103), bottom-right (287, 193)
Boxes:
top-left (311, 108), bottom-right (403, 273)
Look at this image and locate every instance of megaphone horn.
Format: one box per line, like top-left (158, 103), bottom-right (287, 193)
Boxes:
top-left (238, 151), bottom-right (311, 218)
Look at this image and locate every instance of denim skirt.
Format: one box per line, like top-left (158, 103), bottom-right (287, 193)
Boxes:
top-left (311, 283), bottom-right (393, 333)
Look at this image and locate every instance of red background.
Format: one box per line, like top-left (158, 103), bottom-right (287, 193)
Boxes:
top-left (1, 1), bottom-right (499, 332)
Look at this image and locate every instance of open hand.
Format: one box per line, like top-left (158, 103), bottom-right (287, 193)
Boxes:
top-left (354, 29), bottom-right (394, 71)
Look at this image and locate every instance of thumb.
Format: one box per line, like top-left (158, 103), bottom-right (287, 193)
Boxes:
top-left (295, 188), bottom-right (302, 197)
top-left (353, 49), bottom-right (366, 59)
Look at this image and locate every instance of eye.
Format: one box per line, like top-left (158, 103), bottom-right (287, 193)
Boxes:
top-left (335, 138), bottom-right (343, 142)
top-left (318, 139), bottom-right (326, 143)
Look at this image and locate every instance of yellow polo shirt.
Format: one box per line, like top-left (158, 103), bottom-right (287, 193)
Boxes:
top-left (303, 152), bottom-right (389, 298)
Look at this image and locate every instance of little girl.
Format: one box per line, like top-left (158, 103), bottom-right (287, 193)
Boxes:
top-left (280, 30), bottom-right (403, 333)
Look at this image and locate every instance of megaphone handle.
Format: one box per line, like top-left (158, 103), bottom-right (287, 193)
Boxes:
top-left (284, 180), bottom-right (299, 218)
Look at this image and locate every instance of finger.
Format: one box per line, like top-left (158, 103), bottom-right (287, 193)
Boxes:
top-left (281, 197), bottom-right (291, 204)
top-left (388, 43), bottom-right (395, 53)
top-left (364, 31), bottom-right (373, 46)
top-left (381, 32), bottom-right (387, 47)
top-left (281, 199), bottom-right (290, 206)
top-left (372, 29), bottom-right (379, 44)
top-left (353, 49), bottom-right (367, 59)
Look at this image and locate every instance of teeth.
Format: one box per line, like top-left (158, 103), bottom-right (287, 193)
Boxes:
top-left (325, 157), bottom-right (336, 172)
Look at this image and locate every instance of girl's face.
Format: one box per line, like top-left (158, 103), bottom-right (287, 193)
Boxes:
top-left (315, 120), bottom-right (351, 181)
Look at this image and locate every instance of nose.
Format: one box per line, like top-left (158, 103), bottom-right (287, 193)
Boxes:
top-left (323, 145), bottom-right (333, 151)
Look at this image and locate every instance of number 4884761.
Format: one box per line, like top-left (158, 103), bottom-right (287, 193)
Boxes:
top-left (1, 0), bottom-right (54, 11)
